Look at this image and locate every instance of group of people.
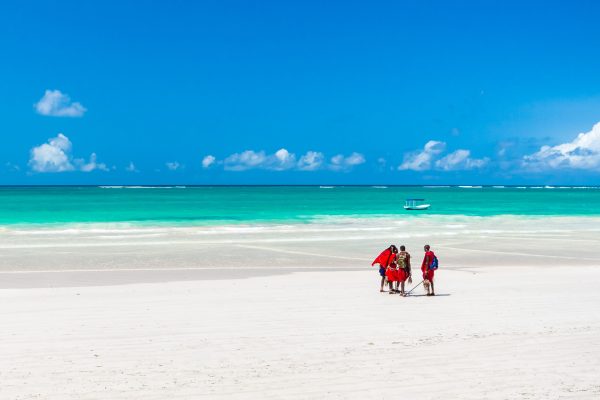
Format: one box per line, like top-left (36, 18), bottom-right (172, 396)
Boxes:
top-left (371, 244), bottom-right (437, 296)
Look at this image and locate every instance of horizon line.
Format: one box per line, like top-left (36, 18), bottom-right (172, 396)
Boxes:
top-left (0, 184), bottom-right (598, 188)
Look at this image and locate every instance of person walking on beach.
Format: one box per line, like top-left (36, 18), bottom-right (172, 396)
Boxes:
top-left (421, 244), bottom-right (436, 296)
top-left (372, 245), bottom-right (398, 292)
top-left (395, 245), bottom-right (412, 296)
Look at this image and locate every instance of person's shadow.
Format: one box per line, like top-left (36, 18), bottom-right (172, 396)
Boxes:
top-left (407, 293), bottom-right (451, 297)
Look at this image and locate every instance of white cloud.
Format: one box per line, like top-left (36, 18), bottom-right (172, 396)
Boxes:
top-left (224, 150), bottom-right (267, 171)
top-left (523, 122), bottom-right (600, 170)
top-left (345, 152), bottom-right (366, 166)
top-left (165, 161), bottom-right (182, 171)
top-left (202, 155), bottom-right (216, 168)
top-left (270, 148), bottom-right (297, 170)
top-left (223, 149), bottom-right (298, 171)
top-left (399, 140), bottom-right (488, 171)
top-left (399, 140), bottom-right (446, 171)
top-left (329, 152), bottom-right (366, 171)
top-left (29, 133), bottom-right (106, 173)
top-left (297, 151), bottom-right (324, 171)
top-left (219, 148), bottom-right (364, 172)
top-left (126, 162), bottom-right (138, 172)
top-left (435, 149), bottom-right (489, 171)
top-left (76, 153), bottom-right (108, 172)
top-left (34, 90), bottom-right (87, 117)
top-left (29, 134), bottom-right (75, 172)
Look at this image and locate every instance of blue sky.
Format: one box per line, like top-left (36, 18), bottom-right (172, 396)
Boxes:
top-left (2, 0), bottom-right (600, 184)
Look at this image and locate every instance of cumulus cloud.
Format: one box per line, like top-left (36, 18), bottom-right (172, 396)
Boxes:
top-left (435, 149), bottom-right (490, 171)
top-left (297, 151), bottom-right (325, 171)
top-left (523, 122), bottom-right (600, 170)
top-left (399, 140), bottom-right (488, 171)
top-left (202, 155), bottom-right (216, 168)
top-left (223, 148), bottom-right (301, 171)
top-left (224, 150), bottom-right (268, 171)
top-left (329, 152), bottom-right (366, 171)
top-left (216, 148), bottom-right (364, 172)
top-left (29, 134), bottom-right (106, 173)
top-left (270, 148), bottom-right (297, 170)
top-left (34, 90), bottom-right (87, 117)
top-left (165, 161), bottom-right (182, 171)
top-left (399, 140), bottom-right (446, 171)
top-left (77, 153), bottom-right (108, 172)
top-left (29, 134), bottom-right (74, 172)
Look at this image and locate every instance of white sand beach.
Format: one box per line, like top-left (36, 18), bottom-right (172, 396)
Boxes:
top-left (1, 216), bottom-right (600, 399)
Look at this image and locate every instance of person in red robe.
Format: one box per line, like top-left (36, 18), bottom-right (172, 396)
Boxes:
top-left (372, 245), bottom-right (398, 292)
top-left (385, 256), bottom-right (399, 294)
top-left (421, 244), bottom-right (436, 296)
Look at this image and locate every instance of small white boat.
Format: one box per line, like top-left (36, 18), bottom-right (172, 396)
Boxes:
top-left (404, 198), bottom-right (430, 210)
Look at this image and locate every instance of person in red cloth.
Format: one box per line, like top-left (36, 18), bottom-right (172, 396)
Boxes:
top-left (421, 244), bottom-right (436, 296)
top-left (371, 245), bottom-right (398, 292)
top-left (385, 253), bottom-right (399, 294)
top-left (395, 245), bottom-right (412, 296)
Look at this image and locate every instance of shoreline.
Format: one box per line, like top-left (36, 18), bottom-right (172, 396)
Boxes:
top-left (2, 214), bottom-right (600, 287)
top-left (4, 212), bottom-right (600, 230)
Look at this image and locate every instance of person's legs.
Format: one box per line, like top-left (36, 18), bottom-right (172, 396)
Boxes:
top-left (423, 279), bottom-right (431, 295)
top-left (380, 276), bottom-right (385, 292)
top-left (430, 280), bottom-right (435, 296)
top-left (385, 268), bottom-right (397, 293)
top-left (400, 281), bottom-right (405, 295)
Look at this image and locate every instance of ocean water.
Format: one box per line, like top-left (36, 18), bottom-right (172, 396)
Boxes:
top-left (0, 185), bottom-right (599, 227)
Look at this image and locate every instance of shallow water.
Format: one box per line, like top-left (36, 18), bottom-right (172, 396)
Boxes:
top-left (1, 185), bottom-right (599, 226)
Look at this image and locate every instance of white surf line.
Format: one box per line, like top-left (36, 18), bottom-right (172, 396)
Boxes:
top-left (0, 265), bottom-right (364, 274)
top-left (236, 244), bottom-right (367, 261)
top-left (0, 235), bottom-right (395, 250)
top-left (437, 245), bottom-right (600, 262)
top-left (471, 235), bottom-right (600, 243)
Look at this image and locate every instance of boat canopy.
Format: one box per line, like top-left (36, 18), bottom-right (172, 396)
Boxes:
top-left (404, 198), bottom-right (427, 207)
top-left (404, 198), bottom-right (430, 210)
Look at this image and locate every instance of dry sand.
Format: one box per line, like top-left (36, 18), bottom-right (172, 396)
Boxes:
top-left (1, 216), bottom-right (600, 399)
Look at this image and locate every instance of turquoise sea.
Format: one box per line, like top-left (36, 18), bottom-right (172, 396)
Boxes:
top-left (1, 186), bottom-right (600, 227)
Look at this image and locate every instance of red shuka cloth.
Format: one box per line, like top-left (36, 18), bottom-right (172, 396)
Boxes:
top-left (372, 248), bottom-right (394, 267)
top-left (385, 268), bottom-right (399, 282)
top-left (396, 268), bottom-right (410, 283)
top-left (421, 250), bottom-right (435, 281)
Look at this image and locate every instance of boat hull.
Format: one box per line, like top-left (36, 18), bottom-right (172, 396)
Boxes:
top-left (403, 204), bottom-right (430, 210)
